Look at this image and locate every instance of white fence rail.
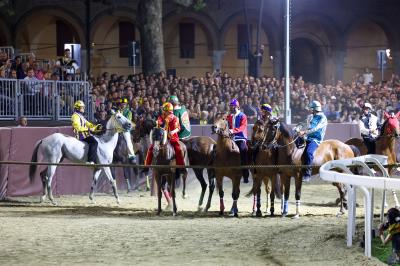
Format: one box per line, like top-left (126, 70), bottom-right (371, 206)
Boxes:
top-left (320, 155), bottom-right (400, 257)
top-left (0, 79), bottom-right (93, 121)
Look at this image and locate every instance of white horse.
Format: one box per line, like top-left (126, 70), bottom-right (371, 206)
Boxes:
top-left (29, 111), bottom-right (135, 205)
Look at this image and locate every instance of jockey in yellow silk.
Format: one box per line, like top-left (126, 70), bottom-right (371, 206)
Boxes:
top-left (71, 100), bottom-right (102, 164)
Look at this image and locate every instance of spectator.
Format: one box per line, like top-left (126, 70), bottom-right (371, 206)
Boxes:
top-left (17, 116), bottom-right (28, 127)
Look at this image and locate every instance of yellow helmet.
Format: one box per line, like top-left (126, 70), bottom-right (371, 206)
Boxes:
top-left (162, 102), bottom-right (173, 112)
top-left (74, 100), bottom-right (85, 109)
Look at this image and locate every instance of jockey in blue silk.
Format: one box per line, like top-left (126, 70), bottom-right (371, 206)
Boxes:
top-left (71, 100), bottom-right (102, 164)
top-left (227, 98), bottom-right (250, 183)
top-left (298, 100), bottom-right (328, 182)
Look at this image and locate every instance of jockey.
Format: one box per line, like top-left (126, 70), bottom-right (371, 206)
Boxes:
top-left (144, 102), bottom-right (186, 175)
top-left (227, 99), bottom-right (250, 183)
top-left (118, 97), bottom-right (132, 121)
top-left (298, 100), bottom-right (328, 182)
top-left (168, 95), bottom-right (191, 140)
top-left (71, 100), bottom-right (102, 164)
top-left (259, 103), bottom-right (274, 124)
top-left (359, 102), bottom-right (379, 154)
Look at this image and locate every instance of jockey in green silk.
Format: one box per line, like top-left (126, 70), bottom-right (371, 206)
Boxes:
top-left (168, 95), bottom-right (191, 140)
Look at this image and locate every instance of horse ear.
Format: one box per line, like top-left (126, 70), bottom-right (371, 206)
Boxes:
top-left (110, 109), bottom-right (116, 115)
top-left (384, 112), bottom-right (390, 120)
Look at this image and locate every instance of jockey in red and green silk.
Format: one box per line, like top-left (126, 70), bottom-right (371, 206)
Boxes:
top-left (168, 95), bottom-right (191, 140)
top-left (145, 102), bottom-right (185, 166)
top-left (227, 98), bottom-right (250, 183)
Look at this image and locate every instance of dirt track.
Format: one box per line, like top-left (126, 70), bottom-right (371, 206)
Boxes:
top-left (0, 174), bottom-right (387, 265)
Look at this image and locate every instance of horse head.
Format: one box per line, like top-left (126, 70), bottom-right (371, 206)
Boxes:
top-left (107, 110), bottom-right (135, 157)
top-left (262, 118), bottom-right (281, 149)
top-left (383, 111), bottom-right (400, 137)
top-left (251, 120), bottom-right (266, 147)
top-left (150, 127), bottom-right (168, 160)
top-left (211, 115), bottom-right (230, 137)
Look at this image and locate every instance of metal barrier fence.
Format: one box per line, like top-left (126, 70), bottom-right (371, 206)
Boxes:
top-left (0, 79), bottom-right (93, 121)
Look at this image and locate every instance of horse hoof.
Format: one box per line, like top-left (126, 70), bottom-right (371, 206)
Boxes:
top-left (51, 201), bottom-right (58, 206)
top-left (292, 214), bottom-right (300, 219)
top-left (197, 206), bottom-right (203, 212)
top-left (219, 211), bottom-right (224, 216)
top-left (173, 212), bottom-right (177, 217)
top-left (282, 212), bottom-right (288, 217)
top-left (157, 211), bottom-right (161, 216)
top-left (182, 194), bottom-right (187, 199)
top-left (229, 211), bottom-right (238, 217)
top-left (256, 211), bottom-right (262, 217)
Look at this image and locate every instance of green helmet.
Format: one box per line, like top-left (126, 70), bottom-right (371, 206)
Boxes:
top-left (168, 95), bottom-right (179, 105)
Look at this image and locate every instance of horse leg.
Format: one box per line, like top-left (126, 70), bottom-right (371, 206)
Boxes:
top-left (264, 176), bottom-right (271, 215)
top-left (89, 169), bottom-right (102, 204)
top-left (194, 168), bottom-right (207, 211)
top-left (124, 166), bottom-right (133, 193)
top-left (156, 174), bottom-right (162, 215)
top-left (293, 174), bottom-right (303, 219)
top-left (216, 175), bottom-right (225, 216)
top-left (270, 188), bottom-right (275, 217)
top-left (204, 171), bottom-right (215, 212)
top-left (46, 166), bottom-right (58, 205)
top-left (181, 169), bottom-right (188, 199)
top-left (103, 167), bottom-right (120, 204)
top-left (161, 176), bottom-right (172, 210)
top-left (39, 168), bottom-right (48, 203)
top-left (170, 174), bottom-right (177, 216)
top-left (282, 175), bottom-right (291, 216)
top-left (230, 176), bottom-right (241, 217)
top-left (252, 175), bottom-right (262, 217)
top-left (334, 182), bottom-right (346, 216)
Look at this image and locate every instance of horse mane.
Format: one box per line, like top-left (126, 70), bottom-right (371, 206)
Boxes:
top-left (278, 122), bottom-right (294, 139)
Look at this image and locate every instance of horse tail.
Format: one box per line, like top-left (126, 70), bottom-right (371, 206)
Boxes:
top-left (349, 144), bottom-right (361, 157)
top-left (29, 140), bottom-right (42, 184)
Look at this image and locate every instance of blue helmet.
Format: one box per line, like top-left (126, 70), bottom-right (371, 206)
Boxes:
top-left (230, 99), bottom-right (240, 107)
top-left (261, 104), bottom-right (272, 113)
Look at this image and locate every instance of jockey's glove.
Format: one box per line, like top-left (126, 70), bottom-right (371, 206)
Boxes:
top-left (95, 124), bottom-right (103, 131)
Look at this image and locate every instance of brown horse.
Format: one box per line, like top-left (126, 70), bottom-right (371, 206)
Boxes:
top-left (211, 116), bottom-right (243, 217)
top-left (182, 136), bottom-right (216, 211)
top-left (263, 119), bottom-right (356, 217)
top-left (150, 127), bottom-right (189, 216)
top-left (250, 120), bottom-right (281, 217)
top-left (377, 112), bottom-right (400, 168)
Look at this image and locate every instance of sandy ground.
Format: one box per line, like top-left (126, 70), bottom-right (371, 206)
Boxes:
top-left (0, 172), bottom-right (388, 266)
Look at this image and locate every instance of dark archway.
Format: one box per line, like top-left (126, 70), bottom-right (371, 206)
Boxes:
top-left (291, 38), bottom-right (321, 83)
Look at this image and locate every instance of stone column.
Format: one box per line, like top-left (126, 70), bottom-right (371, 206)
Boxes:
top-left (271, 50), bottom-right (283, 78)
top-left (334, 49), bottom-right (346, 83)
top-left (392, 50), bottom-right (400, 76)
top-left (212, 50), bottom-right (226, 72)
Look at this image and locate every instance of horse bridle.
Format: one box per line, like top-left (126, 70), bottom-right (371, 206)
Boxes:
top-left (212, 120), bottom-right (233, 139)
top-left (261, 122), bottom-right (300, 149)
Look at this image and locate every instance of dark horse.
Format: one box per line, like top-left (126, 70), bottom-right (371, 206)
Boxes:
top-left (150, 127), bottom-right (189, 216)
top-left (250, 120), bottom-right (281, 217)
top-left (211, 116), bottom-right (243, 217)
top-left (182, 136), bottom-right (216, 211)
top-left (262, 119), bottom-right (356, 217)
top-left (132, 116), bottom-right (156, 191)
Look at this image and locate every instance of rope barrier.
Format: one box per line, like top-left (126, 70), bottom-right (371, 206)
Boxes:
top-left (0, 160), bottom-right (398, 170)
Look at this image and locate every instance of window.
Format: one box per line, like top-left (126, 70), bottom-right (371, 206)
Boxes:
top-left (119, 21), bottom-right (135, 58)
top-left (237, 24), bottom-right (251, 59)
top-left (179, 23), bottom-right (195, 58)
top-left (56, 20), bottom-right (75, 56)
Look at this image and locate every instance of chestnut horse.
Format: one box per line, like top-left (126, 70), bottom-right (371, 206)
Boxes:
top-left (150, 127), bottom-right (189, 216)
top-left (263, 119), bottom-right (356, 217)
top-left (211, 117), bottom-right (243, 217)
top-left (250, 120), bottom-right (281, 217)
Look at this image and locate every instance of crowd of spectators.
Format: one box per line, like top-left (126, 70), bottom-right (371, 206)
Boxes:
top-left (90, 71), bottom-right (400, 125)
top-left (2, 48), bottom-right (400, 125)
top-left (0, 49), bottom-right (80, 81)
